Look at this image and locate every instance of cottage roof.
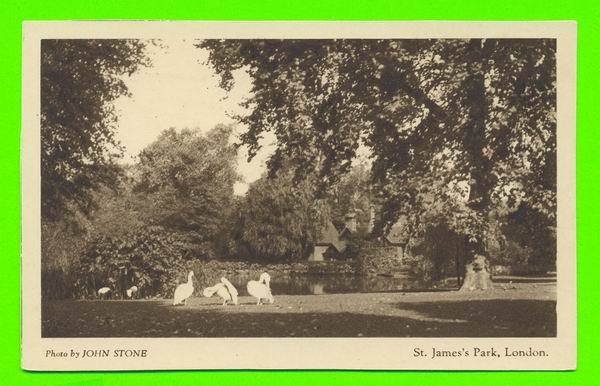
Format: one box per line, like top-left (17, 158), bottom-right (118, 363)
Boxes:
top-left (315, 220), bottom-right (346, 252)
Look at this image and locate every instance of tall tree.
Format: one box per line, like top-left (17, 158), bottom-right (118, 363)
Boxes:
top-left (236, 169), bottom-right (325, 262)
top-left (200, 39), bottom-right (556, 278)
top-left (41, 39), bottom-right (150, 221)
top-left (133, 125), bottom-right (239, 259)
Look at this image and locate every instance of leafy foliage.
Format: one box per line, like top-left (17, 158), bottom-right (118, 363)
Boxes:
top-left (201, 39), bottom-right (556, 265)
top-left (132, 125), bottom-right (239, 259)
top-left (42, 39), bottom-right (559, 299)
top-left (41, 39), bottom-right (150, 221)
top-left (41, 201), bottom-right (95, 299)
top-left (324, 163), bottom-right (372, 232)
top-left (76, 228), bottom-right (191, 298)
top-left (43, 124), bottom-right (241, 299)
top-left (235, 169), bottom-right (324, 261)
top-left (489, 202), bottom-right (556, 273)
top-left (84, 167), bottom-right (148, 239)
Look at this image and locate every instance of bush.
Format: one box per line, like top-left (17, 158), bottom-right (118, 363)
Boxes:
top-left (489, 239), bottom-right (552, 276)
top-left (404, 254), bottom-right (435, 283)
top-left (491, 239), bottom-right (531, 268)
top-left (339, 235), bottom-right (405, 275)
top-left (75, 228), bottom-right (193, 299)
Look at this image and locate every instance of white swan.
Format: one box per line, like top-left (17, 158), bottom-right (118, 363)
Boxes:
top-left (98, 287), bottom-right (111, 299)
top-left (173, 271), bottom-right (194, 306)
top-left (202, 277), bottom-right (239, 306)
top-left (221, 277), bottom-right (238, 305)
top-left (247, 272), bottom-right (274, 305)
top-left (126, 285), bottom-right (138, 298)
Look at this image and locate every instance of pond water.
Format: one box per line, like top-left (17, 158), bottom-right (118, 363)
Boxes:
top-left (221, 273), bottom-right (448, 296)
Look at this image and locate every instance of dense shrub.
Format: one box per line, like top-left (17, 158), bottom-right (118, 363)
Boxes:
top-left (485, 204), bottom-right (556, 276)
top-left (489, 239), bottom-right (531, 268)
top-left (338, 235), bottom-right (405, 275)
top-left (404, 254), bottom-right (436, 283)
top-left (75, 228), bottom-right (193, 299)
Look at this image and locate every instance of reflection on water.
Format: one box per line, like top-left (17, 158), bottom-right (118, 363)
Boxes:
top-left (223, 273), bottom-right (436, 296)
top-left (310, 283), bottom-right (324, 295)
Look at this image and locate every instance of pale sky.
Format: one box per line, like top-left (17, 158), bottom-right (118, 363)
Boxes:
top-left (113, 39), bottom-right (274, 196)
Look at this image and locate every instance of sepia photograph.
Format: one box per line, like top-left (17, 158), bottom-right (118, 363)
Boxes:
top-left (21, 21), bottom-right (576, 370)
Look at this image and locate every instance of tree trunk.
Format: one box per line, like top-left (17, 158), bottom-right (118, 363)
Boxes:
top-left (460, 40), bottom-right (497, 290)
top-left (455, 241), bottom-right (463, 287)
top-left (459, 254), bottom-right (493, 291)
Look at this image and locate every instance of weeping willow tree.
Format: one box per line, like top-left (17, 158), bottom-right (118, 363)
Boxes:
top-left (236, 169), bottom-right (325, 262)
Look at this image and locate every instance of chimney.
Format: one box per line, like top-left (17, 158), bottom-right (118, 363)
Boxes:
top-left (368, 205), bottom-right (376, 234)
top-left (344, 211), bottom-right (357, 233)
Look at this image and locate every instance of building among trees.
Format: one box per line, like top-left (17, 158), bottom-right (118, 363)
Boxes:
top-left (309, 213), bottom-right (356, 261)
top-left (309, 208), bottom-right (408, 262)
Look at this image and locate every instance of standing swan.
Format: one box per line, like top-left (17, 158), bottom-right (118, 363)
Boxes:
top-left (126, 285), bottom-right (138, 299)
top-left (173, 271), bottom-right (194, 306)
top-left (203, 277), bottom-right (239, 306)
top-left (247, 272), bottom-right (274, 305)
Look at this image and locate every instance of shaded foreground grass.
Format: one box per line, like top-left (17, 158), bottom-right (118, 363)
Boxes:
top-left (42, 282), bottom-right (555, 337)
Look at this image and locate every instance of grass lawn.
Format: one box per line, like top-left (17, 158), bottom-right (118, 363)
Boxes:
top-left (42, 280), bottom-right (556, 337)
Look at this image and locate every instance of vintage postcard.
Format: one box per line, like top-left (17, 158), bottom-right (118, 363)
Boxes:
top-left (21, 21), bottom-right (576, 371)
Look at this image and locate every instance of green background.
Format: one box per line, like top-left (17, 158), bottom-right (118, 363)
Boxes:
top-left (1, 0), bottom-right (596, 384)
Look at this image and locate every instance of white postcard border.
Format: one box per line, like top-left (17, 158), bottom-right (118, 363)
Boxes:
top-left (21, 21), bottom-right (577, 371)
